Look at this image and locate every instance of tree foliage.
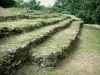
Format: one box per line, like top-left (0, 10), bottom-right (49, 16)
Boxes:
top-left (16, 0), bottom-right (42, 10)
top-left (0, 0), bottom-right (16, 8)
top-left (28, 0), bottom-right (41, 10)
top-left (53, 0), bottom-right (100, 24)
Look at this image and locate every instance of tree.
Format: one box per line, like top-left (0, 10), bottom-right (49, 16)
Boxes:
top-left (28, 0), bottom-right (41, 10)
top-left (28, 0), bottom-right (36, 9)
top-left (53, 0), bottom-right (100, 24)
top-left (0, 0), bottom-right (16, 8)
top-left (17, 0), bottom-right (41, 10)
top-left (15, 0), bottom-right (24, 7)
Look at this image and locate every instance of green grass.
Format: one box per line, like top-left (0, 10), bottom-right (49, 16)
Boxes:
top-left (0, 16), bottom-right (68, 37)
top-left (30, 21), bottom-right (82, 66)
top-left (0, 7), bottom-right (61, 18)
top-left (0, 17), bottom-right (65, 28)
top-left (64, 14), bottom-right (81, 21)
top-left (15, 21), bottom-right (82, 75)
top-left (79, 24), bottom-right (100, 53)
top-left (0, 19), bottom-right (72, 46)
top-left (0, 19), bottom-right (72, 64)
top-left (16, 24), bottom-right (100, 75)
top-left (0, 7), bottom-right (63, 22)
top-left (0, 7), bottom-right (20, 16)
top-left (6, 7), bottom-right (26, 13)
top-left (0, 19), bottom-right (72, 75)
top-left (24, 13), bottom-right (61, 17)
top-left (0, 7), bottom-right (83, 75)
top-left (25, 10), bottom-right (45, 14)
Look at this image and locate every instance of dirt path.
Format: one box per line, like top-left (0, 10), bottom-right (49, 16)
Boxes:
top-left (54, 49), bottom-right (100, 75)
top-left (16, 24), bottom-right (100, 75)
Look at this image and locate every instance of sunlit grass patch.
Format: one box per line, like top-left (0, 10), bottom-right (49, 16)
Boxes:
top-left (79, 24), bottom-right (100, 53)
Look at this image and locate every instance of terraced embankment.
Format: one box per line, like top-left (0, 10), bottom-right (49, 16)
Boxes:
top-left (0, 12), bottom-right (61, 22)
top-left (0, 8), bottom-right (61, 22)
top-left (0, 16), bottom-right (69, 38)
top-left (16, 24), bottom-right (100, 75)
top-left (0, 18), bottom-right (74, 75)
top-left (30, 21), bottom-right (83, 67)
top-left (0, 8), bottom-right (84, 75)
